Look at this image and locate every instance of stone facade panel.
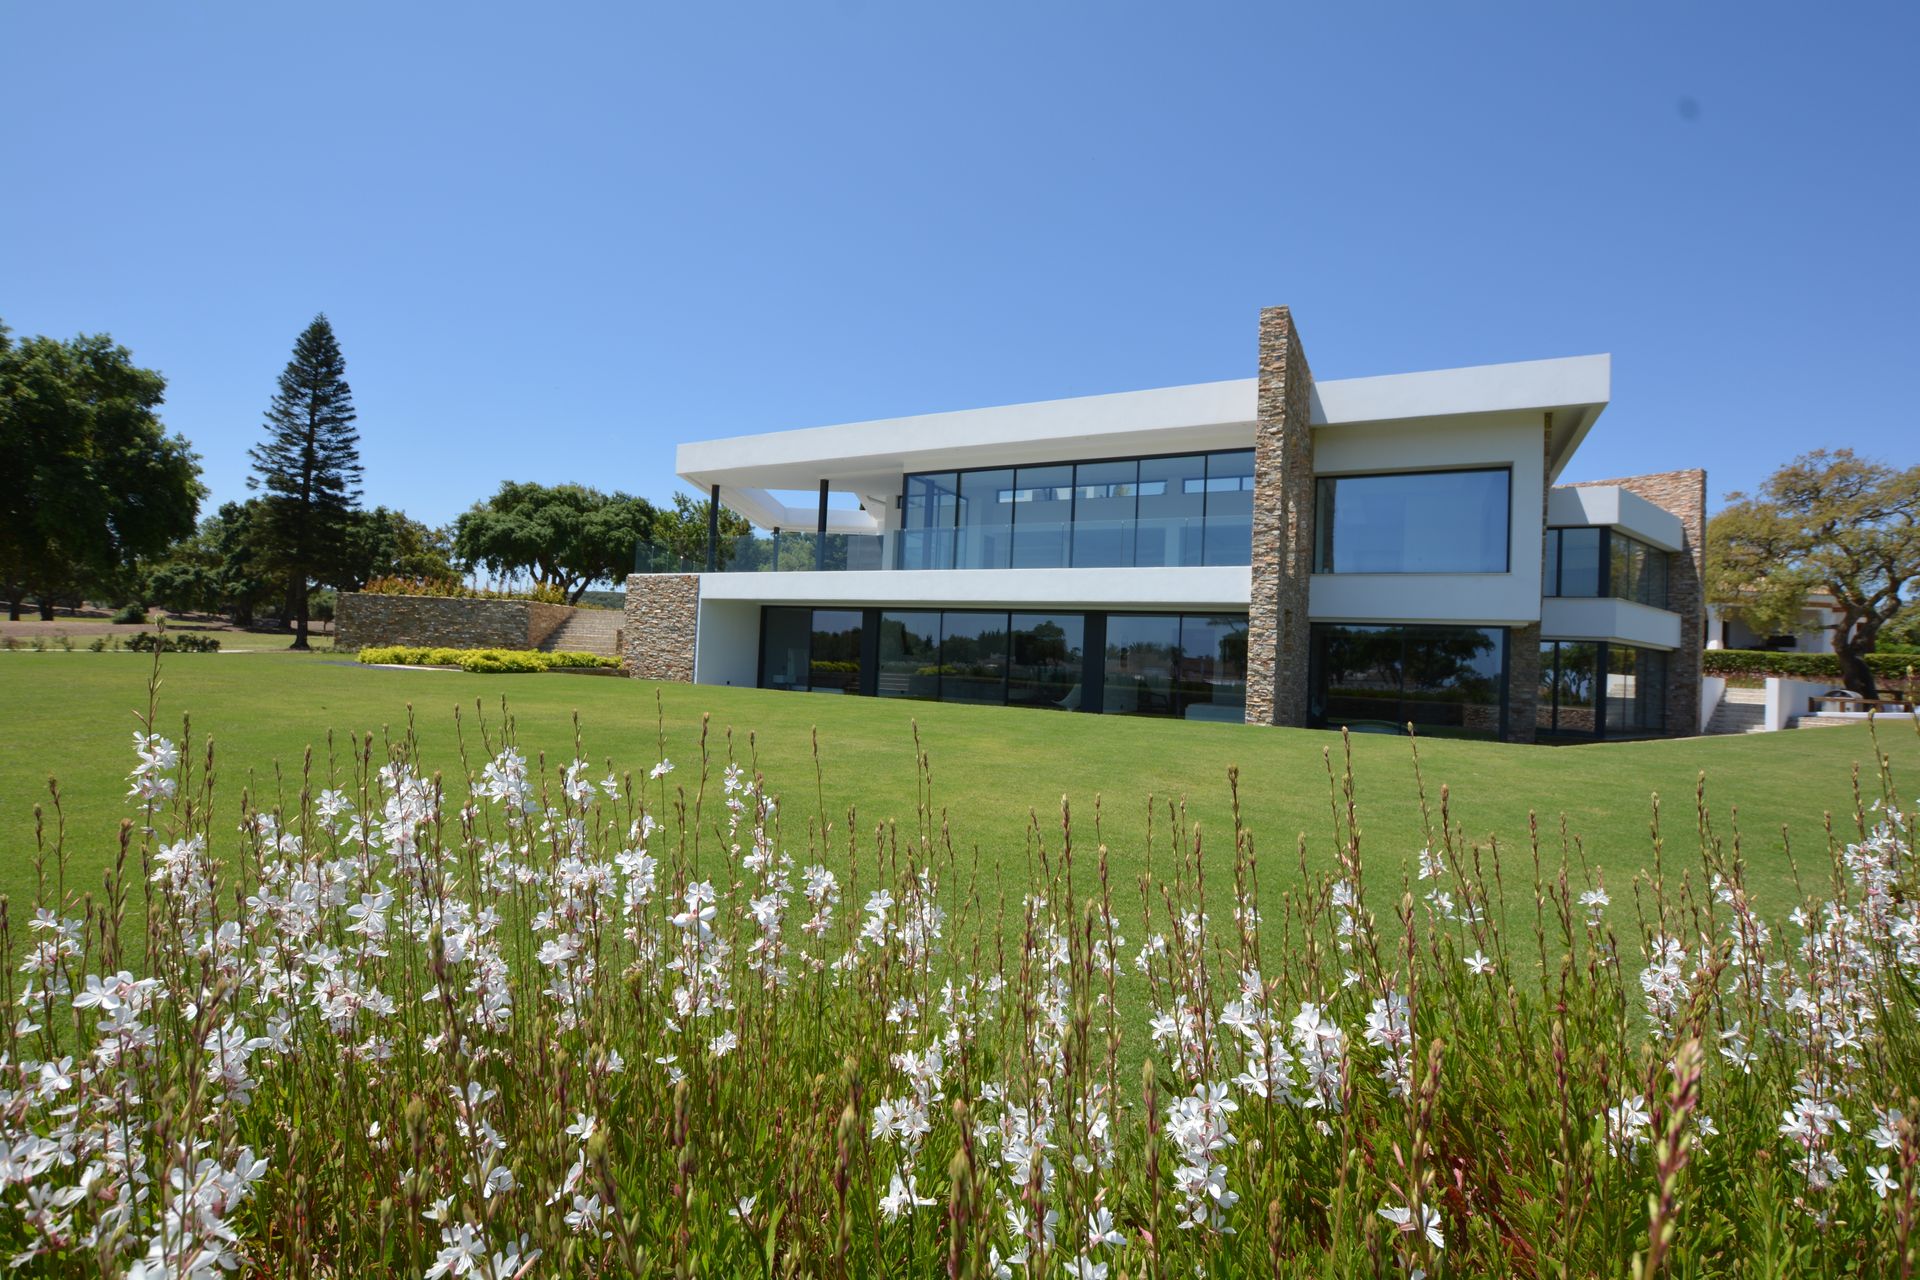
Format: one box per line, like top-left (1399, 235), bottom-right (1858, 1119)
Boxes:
top-left (1246, 306), bottom-right (1315, 727)
top-left (623, 574), bottom-right (701, 682)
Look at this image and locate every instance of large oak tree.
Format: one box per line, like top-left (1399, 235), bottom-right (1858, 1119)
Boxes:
top-left (453, 482), bottom-right (656, 604)
top-left (1708, 449), bottom-right (1920, 696)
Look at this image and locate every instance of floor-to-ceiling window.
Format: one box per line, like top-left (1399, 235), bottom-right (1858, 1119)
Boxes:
top-left (1545, 527), bottom-right (1670, 608)
top-left (876, 611), bottom-right (939, 699)
top-left (1537, 639), bottom-right (1667, 737)
top-left (899, 447), bottom-right (1256, 571)
top-left (761, 606), bottom-right (867, 693)
top-left (1008, 613), bottom-right (1085, 709)
top-left (1308, 623), bottom-right (1507, 739)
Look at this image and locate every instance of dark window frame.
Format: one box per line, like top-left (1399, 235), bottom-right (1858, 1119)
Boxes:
top-left (1537, 638), bottom-right (1671, 739)
top-left (1543, 526), bottom-right (1671, 609)
top-left (897, 446), bottom-right (1257, 571)
top-left (1311, 465), bottom-right (1514, 576)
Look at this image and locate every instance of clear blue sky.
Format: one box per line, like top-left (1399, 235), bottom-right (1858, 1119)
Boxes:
top-left (3, 3), bottom-right (1914, 529)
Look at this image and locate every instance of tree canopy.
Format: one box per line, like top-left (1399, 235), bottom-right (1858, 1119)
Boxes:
top-left (335, 507), bottom-right (455, 591)
top-left (0, 320), bottom-right (205, 619)
top-left (649, 491), bottom-right (752, 569)
top-left (249, 314), bottom-right (362, 649)
top-left (1708, 448), bottom-right (1920, 695)
top-left (452, 482), bottom-right (656, 604)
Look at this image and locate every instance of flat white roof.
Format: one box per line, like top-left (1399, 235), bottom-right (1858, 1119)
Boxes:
top-left (677, 354), bottom-right (1610, 531)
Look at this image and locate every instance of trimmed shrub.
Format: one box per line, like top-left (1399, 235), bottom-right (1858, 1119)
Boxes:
top-left (110, 603), bottom-right (148, 625)
top-left (127, 632), bottom-right (220, 653)
top-left (1702, 648), bottom-right (1918, 681)
top-left (354, 645), bottom-right (618, 673)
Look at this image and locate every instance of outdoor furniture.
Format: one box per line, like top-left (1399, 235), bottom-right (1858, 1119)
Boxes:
top-left (1809, 693), bottom-right (1916, 714)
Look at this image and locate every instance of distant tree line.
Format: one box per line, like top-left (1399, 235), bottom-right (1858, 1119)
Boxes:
top-left (0, 313), bottom-right (733, 642)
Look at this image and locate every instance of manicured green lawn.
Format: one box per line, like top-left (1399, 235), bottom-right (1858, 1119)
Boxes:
top-left (3, 651), bottom-right (1914, 931)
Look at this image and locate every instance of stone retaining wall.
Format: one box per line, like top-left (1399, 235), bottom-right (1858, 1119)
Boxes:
top-left (336, 593), bottom-right (575, 651)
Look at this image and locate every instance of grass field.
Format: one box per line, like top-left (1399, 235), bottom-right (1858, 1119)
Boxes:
top-left (3, 650), bottom-right (1914, 931)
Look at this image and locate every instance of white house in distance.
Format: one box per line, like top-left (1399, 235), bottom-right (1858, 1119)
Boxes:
top-left (624, 307), bottom-right (1707, 743)
top-left (1706, 590), bottom-right (1842, 654)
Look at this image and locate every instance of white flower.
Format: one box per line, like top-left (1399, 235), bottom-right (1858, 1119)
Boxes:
top-left (1867, 1164), bottom-right (1897, 1199)
top-left (878, 1169), bottom-right (934, 1221)
top-left (1463, 950), bottom-right (1495, 976)
top-left (650, 759), bottom-right (675, 780)
top-left (1378, 1202), bottom-right (1444, 1249)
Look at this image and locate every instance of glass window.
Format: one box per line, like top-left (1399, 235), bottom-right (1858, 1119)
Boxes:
top-left (1401, 626), bottom-right (1504, 737)
top-left (1309, 624), bottom-right (1507, 740)
top-left (1008, 613), bottom-right (1084, 710)
top-left (1543, 529), bottom-right (1560, 596)
top-left (808, 610), bottom-right (864, 694)
top-left (1610, 534), bottom-right (1633, 603)
top-left (955, 469), bottom-right (1014, 571)
top-left (1642, 545), bottom-right (1668, 608)
top-left (1202, 450), bottom-right (1255, 567)
top-left (900, 473), bottom-right (958, 570)
top-left (1010, 466), bottom-right (1073, 569)
top-left (1176, 614), bottom-right (1249, 721)
top-left (939, 612), bottom-right (1008, 704)
top-left (1557, 527), bottom-right (1602, 596)
top-left (760, 607), bottom-right (813, 692)
top-left (1607, 645), bottom-right (1667, 734)
top-left (877, 611), bottom-right (940, 700)
top-left (1313, 469), bottom-right (1510, 574)
top-left (1072, 460), bottom-right (1138, 568)
top-left (1103, 614), bottom-right (1180, 716)
top-left (1136, 455), bottom-right (1207, 567)
top-left (1536, 641), bottom-right (1558, 733)
top-left (1547, 641), bottom-right (1601, 735)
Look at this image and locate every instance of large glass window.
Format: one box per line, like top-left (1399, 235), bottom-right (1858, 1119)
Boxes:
top-left (939, 612), bottom-right (1009, 704)
top-left (1137, 454), bottom-right (1207, 567)
top-left (900, 473), bottom-right (958, 570)
top-left (1313, 469), bottom-right (1510, 574)
top-left (1008, 613), bottom-right (1084, 710)
top-left (1175, 614), bottom-right (1249, 721)
top-left (1072, 460), bottom-right (1138, 568)
top-left (760, 607), bottom-right (813, 692)
top-left (809, 610), bottom-right (864, 693)
top-left (1607, 645), bottom-right (1667, 734)
top-left (1545, 527), bottom-right (1670, 608)
top-left (1103, 615), bottom-right (1181, 716)
top-left (877, 611), bottom-right (939, 700)
top-left (1538, 640), bottom-right (1664, 737)
top-left (1538, 641), bottom-right (1600, 735)
top-left (955, 469), bottom-right (1014, 571)
top-left (1202, 450), bottom-right (1256, 567)
top-left (1309, 624), bottom-right (1507, 740)
top-left (900, 448), bottom-right (1250, 571)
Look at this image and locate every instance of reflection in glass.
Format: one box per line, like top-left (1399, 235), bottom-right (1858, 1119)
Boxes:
top-left (956, 469), bottom-right (1014, 570)
top-left (1202, 450), bottom-right (1255, 567)
top-left (1543, 530), bottom-right (1560, 596)
top-left (1314, 469), bottom-right (1510, 574)
top-left (1310, 623), bottom-right (1506, 740)
top-left (1137, 455), bottom-right (1206, 567)
top-left (1008, 613), bottom-right (1084, 709)
top-left (1103, 615), bottom-right (1180, 716)
top-left (877, 611), bottom-right (940, 700)
top-left (808, 610), bottom-right (864, 694)
top-left (900, 473), bottom-right (958, 570)
top-left (1072, 460), bottom-right (1137, 568)
top-left (1556, 527), bottom-right (1601, 596)
top-left (760, 607), bottom-right (813, 692)
top-left (940, 612), bottom-right (1008, 704)
top-left (1010, 466), bottom-right (1073, 568)
top-left (1176, 614), bottom-right (1249, 720)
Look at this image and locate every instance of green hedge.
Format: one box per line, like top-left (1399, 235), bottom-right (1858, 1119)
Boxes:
top-left (356, 645), bottom-right (618, 674)
top-left (128, 632), bottom-right (220, 653)
top-left (1702, 648), bottom-right (1919, 680)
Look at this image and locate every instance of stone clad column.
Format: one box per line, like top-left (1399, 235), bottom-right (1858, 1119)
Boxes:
top-left (623, 573), bottom-right (701, 682)
top-left (1245, 307), bottom-right (1315, 726)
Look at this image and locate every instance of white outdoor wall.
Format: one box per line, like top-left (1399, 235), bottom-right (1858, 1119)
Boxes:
top-left (1307, 410), bottom-right (1546, 625)
top-left (1700, 675), bottom-right (1726, 734)
top-left (1764, 677), bottom-right (1835, 732)
top-left (1539, 598), bottom-right (1684, 649)
top-left (692, 598), bottom-right (761, 687)
top-left (697, 565), bottom-right (1251, 610)
top-left (1545, 485), bottom-right (1685, 550)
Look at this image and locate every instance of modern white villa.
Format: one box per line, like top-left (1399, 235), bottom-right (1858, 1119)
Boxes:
top-left (624, 307), bottom-right (1706, 743)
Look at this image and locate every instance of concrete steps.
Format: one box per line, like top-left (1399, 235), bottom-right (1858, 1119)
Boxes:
top-left (538, 609), bottom-right (622, 657)
top-left (1705, 686), bottom-right (1767, 735)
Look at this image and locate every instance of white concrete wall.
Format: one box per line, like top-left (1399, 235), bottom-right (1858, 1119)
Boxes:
top-left (1764, 677), bottom-right (1835, 732)
top-left (693, 598), bottom-right (761, 687)
top-left (1700, 675), bottom-right (1726, 734)
top-left (697, 565), bottom-right (1251, 610)
top-left (1307, 410), bottom-right (1546, 626)
top-left (1539, 597), bottom-right (1684, 649)
top-left (1545, 485), bottom-right (1685, 551)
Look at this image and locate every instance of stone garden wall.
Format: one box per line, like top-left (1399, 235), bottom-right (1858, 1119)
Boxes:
top-left (336, 593), bottom-right (574, 651)
top-left (622, 574), bottom-right (701, 682)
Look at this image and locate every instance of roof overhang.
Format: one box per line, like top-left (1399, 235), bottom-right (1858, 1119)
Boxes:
top-left (677, 354), bottom-right (1610, 528)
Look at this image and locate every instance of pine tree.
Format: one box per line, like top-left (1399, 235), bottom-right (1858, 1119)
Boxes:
top-left (249, 314), bottom-right (362, 649)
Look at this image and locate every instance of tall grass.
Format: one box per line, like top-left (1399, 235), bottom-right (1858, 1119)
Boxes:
top-left (3, 650), bottom-right (1916, 1277)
